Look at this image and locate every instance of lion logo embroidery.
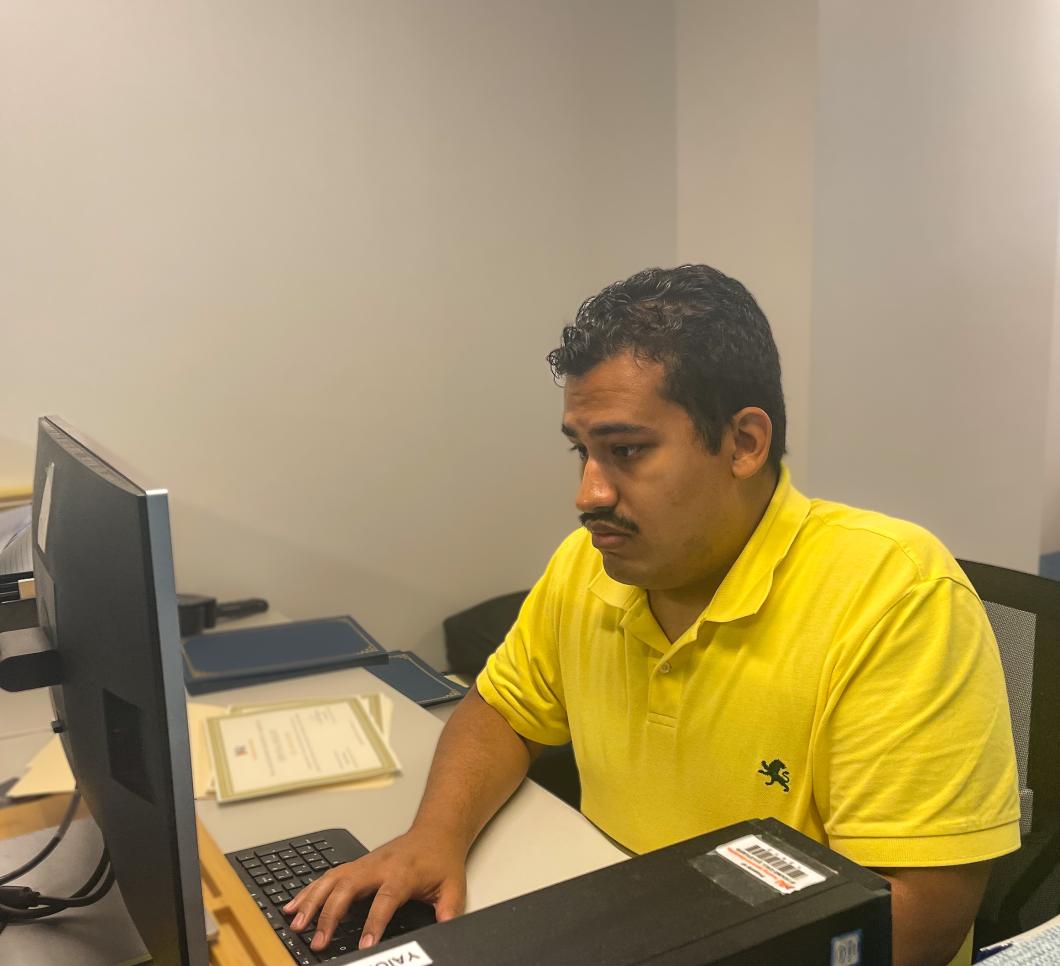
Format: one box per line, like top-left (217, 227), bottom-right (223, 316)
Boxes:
top-left (758, 758), bottom-right (791, 793)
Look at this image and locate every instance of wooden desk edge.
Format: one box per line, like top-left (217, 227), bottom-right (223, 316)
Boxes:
top-left (197, 817), bottom-right (292, 965)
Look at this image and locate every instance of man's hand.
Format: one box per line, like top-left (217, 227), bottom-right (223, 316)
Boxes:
top-left (282, 687), bottom-right (537, 954)
top-left (283, 829), bottom-right (467, 952)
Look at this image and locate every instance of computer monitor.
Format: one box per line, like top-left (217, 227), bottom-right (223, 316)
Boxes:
top-left (28, 416), bottom-right (208, 966)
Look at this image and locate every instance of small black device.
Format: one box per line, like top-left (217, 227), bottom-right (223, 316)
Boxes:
top-left (177, 594), bottom-right (269, 637)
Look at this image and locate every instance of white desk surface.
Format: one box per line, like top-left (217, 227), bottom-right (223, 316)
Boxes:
top-left (0, 619), bottom-right (628, 921)
top-left (196, 666), bottom-right (627, 913)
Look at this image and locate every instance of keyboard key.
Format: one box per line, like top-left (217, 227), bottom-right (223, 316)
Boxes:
top-left (291, 864), bottom-right (311, 876)
top-left (266, 861), bottom-right (285, 873)
top-left (264, 885), bottom-right (284, 896)
top-left (296, 845), bottom-right (315, 855)
top-left (273, 891), bottom-right (291, 904)
top-left (254, 874), bottom-right (275, 886)
top-left (309, 861), bottom-right (329, 871)
top-left (289, 838), bottom-right (312, 848)
top-left (279, 849), bottom-right (298, 859)
top-left (275, 870), bottom-right (294, 881)
top-left (302, 850), bottom-right (322, 862)
top-left (243, 858), bottom-right (263, 870)
top-left (255, 848), bottom-right (280, 859)
top-left (311, 837), bottom-right (330, 846)
top-left (235, 849), bottom-right (257, 862)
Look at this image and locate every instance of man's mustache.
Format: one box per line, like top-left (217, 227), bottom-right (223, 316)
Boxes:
top-left (580, 511), bottom-right (639, 535)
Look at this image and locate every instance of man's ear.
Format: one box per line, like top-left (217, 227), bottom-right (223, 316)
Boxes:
top-left (729, 407), bottom-right (773, 479)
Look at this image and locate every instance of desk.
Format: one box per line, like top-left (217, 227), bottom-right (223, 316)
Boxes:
top-left (0, 639), bottom-right (627, 963)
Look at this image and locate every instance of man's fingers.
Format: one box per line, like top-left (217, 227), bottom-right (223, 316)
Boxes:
top-left (284, 876), bottom-right (332, 931)
top-left (434, 878), bottom-right (466, 923)
top-left (358, 887), bottom-right (407, 949)
top-left (310, 881), bottom-right (360, 951)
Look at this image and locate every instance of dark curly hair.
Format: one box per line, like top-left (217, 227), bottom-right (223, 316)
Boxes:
top-left (548, 264), bottom-right (786, 473)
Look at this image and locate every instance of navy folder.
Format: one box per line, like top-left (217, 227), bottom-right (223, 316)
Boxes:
top-left (181, 615), bottom-right (388, 695)
top-left (363, 650), bottom-right (468, 706)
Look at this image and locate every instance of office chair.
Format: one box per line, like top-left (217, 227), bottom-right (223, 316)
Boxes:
top-left (443, 591), bottom-right (582, 809)
top-left (956, 559), bottom-right (1060, 947)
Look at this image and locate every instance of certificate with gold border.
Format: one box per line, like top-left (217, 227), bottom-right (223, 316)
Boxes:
top-left (206, 698), bottom-right (398, 803)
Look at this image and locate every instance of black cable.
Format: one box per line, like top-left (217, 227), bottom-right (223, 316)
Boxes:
top-left (35, 861), bottom-right (115, 908)
top-left (30, 847), bottom-right (111, 907)
top-left (0, 861), bottom-right (114, 921)
top-left (0, 791), bottom-right (81, 886)
top-left (69, 848), bottom-right (110, 899)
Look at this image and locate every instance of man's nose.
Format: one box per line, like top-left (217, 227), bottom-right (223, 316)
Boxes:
top-left (575, 457), bottom-right (617, 514)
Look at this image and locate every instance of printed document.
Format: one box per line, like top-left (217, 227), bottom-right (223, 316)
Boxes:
top-left (206, 699), bottom-right (398, 803)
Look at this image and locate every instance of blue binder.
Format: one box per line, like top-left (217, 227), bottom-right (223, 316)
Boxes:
top-left (181, 615), bottom-right (388, 695)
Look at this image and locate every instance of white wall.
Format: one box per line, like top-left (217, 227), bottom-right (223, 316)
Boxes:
top-left (0, 1), bottom-right (676, 666)
top-left (809, 0), bottom-right (1060, 573)
top-left (5, 0), bottom-right (1059, 662)
top-left (1044, 198), bottom-right (1060, 556)
top-left (676, 1), bottom-right (1060, 573)
top-left (675, 0), bottom-right (817, 483)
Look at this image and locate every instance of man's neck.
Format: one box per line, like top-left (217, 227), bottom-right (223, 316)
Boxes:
top-left (647, 468), bottom-right (779, 644)
top-left (648, 587), bottom-right (722, 644)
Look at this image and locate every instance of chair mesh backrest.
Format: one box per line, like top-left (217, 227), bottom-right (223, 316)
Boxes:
top-left (982, 599), bottom-right (1035, 836)
top-left (959, 560), bottom-right (1060, 942)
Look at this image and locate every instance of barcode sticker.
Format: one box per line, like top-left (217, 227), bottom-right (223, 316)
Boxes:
top-left (715, 834), bottom-right (827, 894)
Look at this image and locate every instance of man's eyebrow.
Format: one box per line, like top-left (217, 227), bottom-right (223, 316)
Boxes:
top-left (561, 422), bottom-right (653, 439)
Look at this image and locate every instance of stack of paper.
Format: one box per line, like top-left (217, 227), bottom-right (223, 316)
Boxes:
top-left (8, 693), bottom-right (400, 806)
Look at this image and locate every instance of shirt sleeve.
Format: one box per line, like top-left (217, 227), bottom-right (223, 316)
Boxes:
top-left (814, 576), bottom-right (1021, 868)
top-left (476, 546), bottom-right (572, 747)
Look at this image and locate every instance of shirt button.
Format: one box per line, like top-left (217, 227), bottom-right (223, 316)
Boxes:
top-left (658, 661), bottom-right (671, 674)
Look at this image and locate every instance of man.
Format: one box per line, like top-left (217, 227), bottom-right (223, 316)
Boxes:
top-left (286, 265), bottom-right (1020, 966)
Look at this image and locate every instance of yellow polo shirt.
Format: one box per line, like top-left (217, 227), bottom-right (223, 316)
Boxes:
top-left (477, 466), bottom-right (1020, 872)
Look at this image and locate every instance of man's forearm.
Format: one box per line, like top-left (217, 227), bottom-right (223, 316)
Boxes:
top-left (409, 686), bottom-right (536, 856)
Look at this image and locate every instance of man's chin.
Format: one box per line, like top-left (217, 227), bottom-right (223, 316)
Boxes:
top-left (598, 552), bottom-right (644, 586)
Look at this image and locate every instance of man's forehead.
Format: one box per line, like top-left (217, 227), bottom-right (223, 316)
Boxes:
top-left (561, 354), bottom-right (673, 434)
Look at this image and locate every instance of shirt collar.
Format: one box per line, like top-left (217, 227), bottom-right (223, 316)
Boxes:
top-left (588, 464), bottom-right (810, 627)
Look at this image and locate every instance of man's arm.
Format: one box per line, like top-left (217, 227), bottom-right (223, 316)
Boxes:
top-left (878, 861), bottom-right (991, 966)
top-left (284, 686), bottom-right (542, 952)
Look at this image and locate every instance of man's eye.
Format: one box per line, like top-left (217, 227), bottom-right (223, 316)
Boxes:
top-left (568, 444), bottom-right (588, 461)
top-left (613, 445), bottom-right (643, 459)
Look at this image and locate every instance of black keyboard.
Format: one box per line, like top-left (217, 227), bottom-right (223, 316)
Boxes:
top-left (226, 828), bottom-right (436, 964)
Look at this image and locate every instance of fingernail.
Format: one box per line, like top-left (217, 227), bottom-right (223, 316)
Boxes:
top-left (313, 931), bottom-right (325, 948)
top-left (361, 933), bottom-right (375, 948)
top-left (291, 914), bottom-right (304, 930)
